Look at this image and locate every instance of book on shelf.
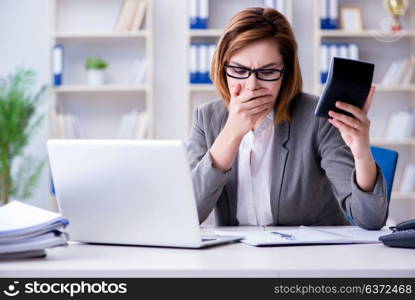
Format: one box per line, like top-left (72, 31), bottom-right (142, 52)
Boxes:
top-left (133, 111), bottom-right (149, 139)
top-left (115, 0), bottom-right (147, 32)
top-left (382, 56), bottom-right (415, 86)
top-left (117, 109), bottom-right (138, 139)
top-left (49, 104), bottom-right (65, 138)
top-left (320, 43), bottom-right (358, 83)
top-left (48, 106), bottom-right (59, 139)
top-left (384, 110), bottom-right (415, 140)
top-left (189, 0), bottom-right (209, 29)
top-left (130, 0), bottom-right (147, 31)
top-left (130, 59), bottom-right (148, 84)
top-left (320, 0), bottom-right (339, 30)
top-left (189, 43), bottom-right (216, 84)
top-left (117, 110), bottom-right (149, 139)
top-left (63, 113), bottom-right (87, 139)
top-left (401, 56), bottom-right (415, 85)
top-left (398, 164), bottom-right (415, 195)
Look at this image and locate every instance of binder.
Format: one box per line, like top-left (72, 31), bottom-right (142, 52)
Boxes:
top-left (348, 43), bottom-right (359, 60)
top-left (190, 43), bottom-right (215, 84)
top-left (321, 43), bottom-right (361, 83)
top-left (199, 0), bottom-right (209, 29)
top-left (190, 0), bottom-right (209, 29)
top-left (189, 0), bottom-right (198, 29)
top-left (320, 43), bottom-right (329, 84)
top-left (199, 43), bottom-right (209, 83)
top-left (320, 0), bottom-right (330, 29)
top-left (328, 43), bottom-right (338, 61)
top-left (207, 44), bottom-right (216, 84)
top-left (328, 0), bottom-right (338, 29)
top-left (52, 45), bottom-right (63, 86)
top-left (190, 44), bottom-right (198, 83)
top-left (338, 43), bottom-right (348, 58)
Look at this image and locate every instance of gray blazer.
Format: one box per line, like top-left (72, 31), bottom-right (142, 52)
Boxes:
top-left (186, 92), bottom-right (388, 230)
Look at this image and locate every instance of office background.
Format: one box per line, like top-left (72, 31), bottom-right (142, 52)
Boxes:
top-left (0, 0), bottom-right (414, 223)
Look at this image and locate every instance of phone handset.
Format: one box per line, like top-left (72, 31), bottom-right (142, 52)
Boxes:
top-left (390, 219), bottom-right (415, 232)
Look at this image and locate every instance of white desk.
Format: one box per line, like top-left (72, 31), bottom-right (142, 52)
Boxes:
top-left (1, 226), bottom-right (414, 278)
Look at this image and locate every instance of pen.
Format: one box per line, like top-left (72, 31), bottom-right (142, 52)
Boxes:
top-left (271, 231), bottom-right (295, 240)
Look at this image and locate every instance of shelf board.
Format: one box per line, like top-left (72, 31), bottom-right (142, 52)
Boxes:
top-left (391, 192), bottom-right (415, 200)
top-left (51, 84), bottom-right (149, 93)
top-left (188, 84), bottom-right (216, 92)
top-left (53, 31), bottom-right (149, 40)
top-left (318, 29), bottom-right (415, 38)
top-left (188, 29), bottom-right (223, 37)
top-left (370, 138), bottom-right (415, 146)
top-left (317, 84), bottom-right (415, 92)
top-left (375, 85), bottom-right (415, 92)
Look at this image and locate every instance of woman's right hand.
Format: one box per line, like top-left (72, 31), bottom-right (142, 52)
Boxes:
top-left (225, 83), bottom-right (275, 138)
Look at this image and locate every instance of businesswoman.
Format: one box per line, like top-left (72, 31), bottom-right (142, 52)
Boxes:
top-left (186, 7), bottom-right (388, 230)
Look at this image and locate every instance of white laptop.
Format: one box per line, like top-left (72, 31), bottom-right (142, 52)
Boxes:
top-left (47, 139), bottom-right (242, 248)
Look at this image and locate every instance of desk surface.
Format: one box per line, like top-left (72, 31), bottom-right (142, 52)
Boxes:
top-left (1, 226), bottom-right (414, 278)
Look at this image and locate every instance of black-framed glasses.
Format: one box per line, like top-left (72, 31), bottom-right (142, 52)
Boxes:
top-left (224, 64), bottom-right (284, 81)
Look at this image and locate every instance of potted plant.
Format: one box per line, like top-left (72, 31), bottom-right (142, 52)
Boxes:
top-left (0, 69), bottom-right (47, 205)
top-left (85, 57), bottom-right (109, 85)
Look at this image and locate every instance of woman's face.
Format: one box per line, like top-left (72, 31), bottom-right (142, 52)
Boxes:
top-left (226, 38), bottom-right (284, 104)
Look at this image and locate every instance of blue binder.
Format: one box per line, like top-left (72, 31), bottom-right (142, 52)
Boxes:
top-left (52, 45), bottom-right (64, 86)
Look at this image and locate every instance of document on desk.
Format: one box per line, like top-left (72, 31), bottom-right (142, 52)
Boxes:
top-left (214, 226), bottom-right (391, 247)
top-left (0, 201), bottom-right (68, 238)
top-left (0, 201), bottom-right (69, 259)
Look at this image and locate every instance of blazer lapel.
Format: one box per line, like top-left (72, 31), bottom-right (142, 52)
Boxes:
top-left (270, 120), bottom-right (290, 224)
top-left (219, 108), bottom-right (239, 225)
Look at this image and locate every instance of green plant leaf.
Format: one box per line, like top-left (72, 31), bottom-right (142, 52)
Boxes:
top-left (0, 68), bottom-right (46, 204)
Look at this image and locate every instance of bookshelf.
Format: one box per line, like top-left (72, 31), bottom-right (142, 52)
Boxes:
top-left (48, 0), bottom-right (154, 140)
top-left (47, 0), bottom-right (154, 209)
top-left (317, 29), bottom-right (415, 38)
top-left (52, 84), bottom-right (149, 93)
top-left (54, 32), bottom-right (150, 39)
top-left (313, 0), bottom-right (415, 216)
top-left (185, 0), bottom-right (293, 131)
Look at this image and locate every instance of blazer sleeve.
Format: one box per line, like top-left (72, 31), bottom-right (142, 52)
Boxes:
top-left (317, 117), bottom-right (389, 230)
top-left (185, 106), bottom-right (232, 223)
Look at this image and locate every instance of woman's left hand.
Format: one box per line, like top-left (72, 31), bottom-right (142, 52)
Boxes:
top-left (328, 86), bottom-right (376, 160)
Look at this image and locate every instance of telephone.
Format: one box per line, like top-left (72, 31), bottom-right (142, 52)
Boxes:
top-left (379, 219), bottom-right (415, 249)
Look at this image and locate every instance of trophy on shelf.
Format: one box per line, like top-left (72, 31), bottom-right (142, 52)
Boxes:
top-left (383, 0), bottom-right (409, 31)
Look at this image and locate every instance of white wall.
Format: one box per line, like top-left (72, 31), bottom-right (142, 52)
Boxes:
top-left (0, 0), bottom-right (50, 208)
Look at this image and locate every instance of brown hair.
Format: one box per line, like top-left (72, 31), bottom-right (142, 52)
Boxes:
top-left (211, 7), bottom-right (303, 123)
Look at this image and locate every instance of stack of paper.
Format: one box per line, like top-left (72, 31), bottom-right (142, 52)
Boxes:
top-left (0, 201), bottom-right (69, 260)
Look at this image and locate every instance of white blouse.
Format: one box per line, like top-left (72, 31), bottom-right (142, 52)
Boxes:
top-left (236, 111), bottom-right (275, 226)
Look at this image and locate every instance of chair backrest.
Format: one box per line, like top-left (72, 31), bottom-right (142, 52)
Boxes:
top-left (346, 146), bottom-right (399, 225)
top-left (370, 146), bottom-right (399, 202)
